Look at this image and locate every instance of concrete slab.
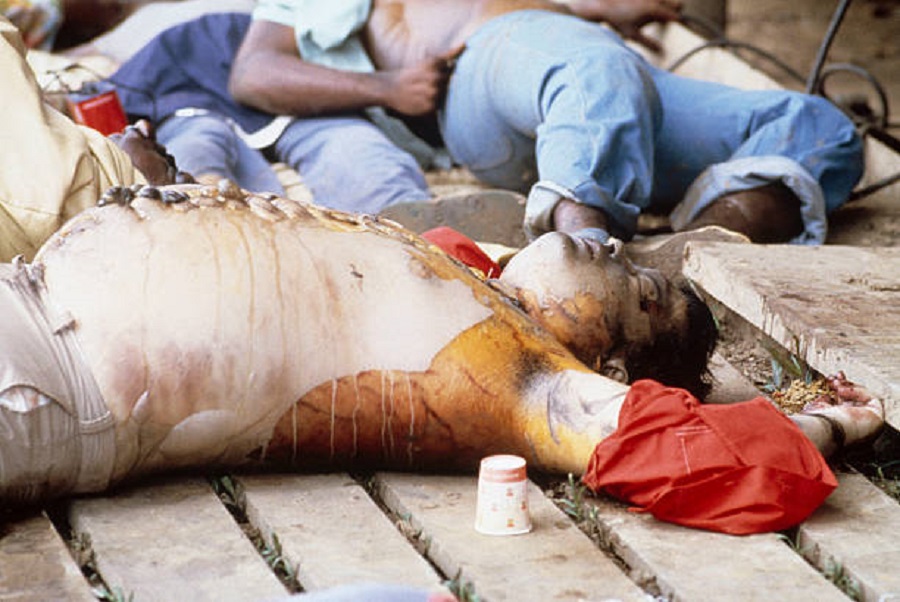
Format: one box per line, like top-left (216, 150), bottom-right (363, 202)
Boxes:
top-left (683, 241), bottom-right (900, 429)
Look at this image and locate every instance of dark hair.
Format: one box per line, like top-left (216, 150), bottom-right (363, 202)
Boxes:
top-left (623, 284), bottom-right (718, 399)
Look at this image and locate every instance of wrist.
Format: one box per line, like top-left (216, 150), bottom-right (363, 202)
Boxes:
top-left (552, 197), bottom-right (609, 234)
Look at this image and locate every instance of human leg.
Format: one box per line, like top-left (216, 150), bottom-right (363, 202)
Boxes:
top-left (442, 11), bottom-right (660, 241)
top-left (156, 114), bottom-right (285, 194)
top-left (647, 68), bottom-right (863, 243)
top-left (272, 116), bottom-right (430, 215)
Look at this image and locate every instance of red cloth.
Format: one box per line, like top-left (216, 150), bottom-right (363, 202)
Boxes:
top-left (582, 380), bottom-right (837, 535)
top-left (422, 227), bottom-right (502, 279)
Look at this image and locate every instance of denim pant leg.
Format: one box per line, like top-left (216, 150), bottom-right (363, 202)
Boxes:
top-left (442, 11), bottom-right (659, 239)
top-left (649, 68), bottom-right (864, 243)
top-left (272, 115), bottom-right (430, 215)
top-left (157, 115), bottom-right (285, 195)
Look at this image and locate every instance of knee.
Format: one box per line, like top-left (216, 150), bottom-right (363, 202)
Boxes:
top-left (160, 116), bottom-right (240, 153)
top-left (777, 93), bottom-right (860, 145)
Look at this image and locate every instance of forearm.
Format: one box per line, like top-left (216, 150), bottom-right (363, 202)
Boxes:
top-left (230, 19), bottom-right (394, 117)
top-left (230, 49), bottom-right (392, 117)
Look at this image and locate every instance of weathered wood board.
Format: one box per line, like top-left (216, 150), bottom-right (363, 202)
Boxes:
top-left (0, 512), bottom-right (95, 602)
top-left (67, 478), bottom-right (287, 602)
top-left (3, 466), bottom-right (898, 601)
top-left (239, 473), bottom-right (445, 593)
top-left (373, 472), bottom-right (649, 602)
top-left (800, 472), bottom-right (900, 602)
top-left (683, 242), bottom-right (900, 429)
top-left (584, 498), bottom-right (848, 602)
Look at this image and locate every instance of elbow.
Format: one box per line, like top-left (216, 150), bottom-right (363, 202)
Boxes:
top-left (228, 65), bottom-right (260, 109)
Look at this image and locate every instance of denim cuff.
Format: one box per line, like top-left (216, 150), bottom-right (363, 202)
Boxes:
top-left (524, 181), bottom-right (576, 241)
top-left (669, 156), bottom-right (828, 245)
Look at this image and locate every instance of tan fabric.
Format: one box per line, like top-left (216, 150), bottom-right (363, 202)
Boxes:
top-left (0, 16), bottom-right (144, 263)
top-left (0, 262), bottom-right (115, 503)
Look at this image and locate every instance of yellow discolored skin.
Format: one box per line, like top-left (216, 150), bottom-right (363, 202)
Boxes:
top-left (33, 184), bottom-right (628, 493)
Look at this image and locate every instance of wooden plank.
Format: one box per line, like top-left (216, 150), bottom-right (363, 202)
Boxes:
top-left (584, 497), bottom-right (848, 602)
top-left (375, 473), bottom-right (648, 602)
top-left (68, 477), bottom-right (286, 602)
top-left (239, 473), bottom-right (445, 592)
top-left (800, 471), bottom-right (900, 602)
top-left (0, 512), bottom-right (95, 602)
top-left (683, 242), bottom-right (900, 429)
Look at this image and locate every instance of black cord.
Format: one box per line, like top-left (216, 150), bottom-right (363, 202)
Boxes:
top-left (666, 38), bottom-right (806, 85)
top-left (805, 0), bottom-right (853, 94)
top-left (40, 62), bottom-right (160, 123)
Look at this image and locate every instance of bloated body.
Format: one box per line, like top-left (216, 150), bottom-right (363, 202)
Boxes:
top-left (26, 184), bottom-right (626, 497)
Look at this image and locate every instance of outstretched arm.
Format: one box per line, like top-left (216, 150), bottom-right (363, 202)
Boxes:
top-left (791, 373), bottom-right (885, 459)
top-left (564, 0), bottom-right (683, 51)
top-left (229, 19), bottom-right (455, 118)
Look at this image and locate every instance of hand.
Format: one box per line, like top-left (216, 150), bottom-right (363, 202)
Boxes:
top-left (108, 120), bottom-right (179, 186)
top-left (381, 46), bottom-right (463, 116)
top-left (569, 0), bottom-right (683, 52)
top-left (824, 372), bottom-right (876, 406)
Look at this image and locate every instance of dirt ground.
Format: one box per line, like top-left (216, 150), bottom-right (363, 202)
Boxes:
top-left (726, 0), bottom-right (899, 119)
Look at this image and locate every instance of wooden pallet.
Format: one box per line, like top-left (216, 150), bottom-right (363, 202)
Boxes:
top-left (3, 465), bottom-right (899, 602)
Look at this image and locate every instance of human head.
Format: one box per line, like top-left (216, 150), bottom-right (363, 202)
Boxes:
top-left (498, 232), bottom-right (717, 397)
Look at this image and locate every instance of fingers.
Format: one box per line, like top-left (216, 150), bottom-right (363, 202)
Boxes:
top-left (439, 44), bottom-right (466, 73)
top-left (822, 372), bottom-right (877, 405)
top-left (132, 119), bottom-right (154, 139)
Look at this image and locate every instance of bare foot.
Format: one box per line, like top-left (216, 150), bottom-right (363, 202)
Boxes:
top-left (792, 372), bottom-right (885, 458)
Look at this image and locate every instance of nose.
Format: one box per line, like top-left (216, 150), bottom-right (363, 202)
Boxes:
top-left (604, 237), bottom-right (641, 274)
top-left (603, 237), bottom-right (624, 258)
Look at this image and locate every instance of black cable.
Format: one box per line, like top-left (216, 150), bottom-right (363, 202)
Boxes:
top-left (40, 62), bottom-right (160, 124)
top-left (849, 171), bottom-right (900, 202)
top-left (666, 38), bottom-right (807, 85)
top-left (816, 62), bottom-right (891, 129)
top-left (805, 0), bottom-right (853, 94)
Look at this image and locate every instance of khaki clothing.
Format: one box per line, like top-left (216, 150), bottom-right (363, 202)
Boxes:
top-left (0, 262), bottom-right (115, 503)
top-left (0, 16), bottom-right (144, 262)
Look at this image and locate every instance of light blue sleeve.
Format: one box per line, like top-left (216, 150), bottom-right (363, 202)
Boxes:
top-left (251, 0), bottom-right (296, 27)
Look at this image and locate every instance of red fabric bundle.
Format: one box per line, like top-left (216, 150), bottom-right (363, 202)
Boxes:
top-left (582, 380), bottom-right (837, 535)
top-left (421, 226), bottom-right (502, 279)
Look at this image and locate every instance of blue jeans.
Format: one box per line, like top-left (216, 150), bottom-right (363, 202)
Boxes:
top-left (440, 11), bottom-right (864, 243)
top-left (157, 114), bottom-right (286, 195)
top-left (272, 115), bottom-right (430, 214)
top-left (159, 113), bottom-right (430, 214)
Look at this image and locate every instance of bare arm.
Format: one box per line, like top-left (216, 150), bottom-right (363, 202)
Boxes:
top-left (229, 19), bottom-right (454, 118)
